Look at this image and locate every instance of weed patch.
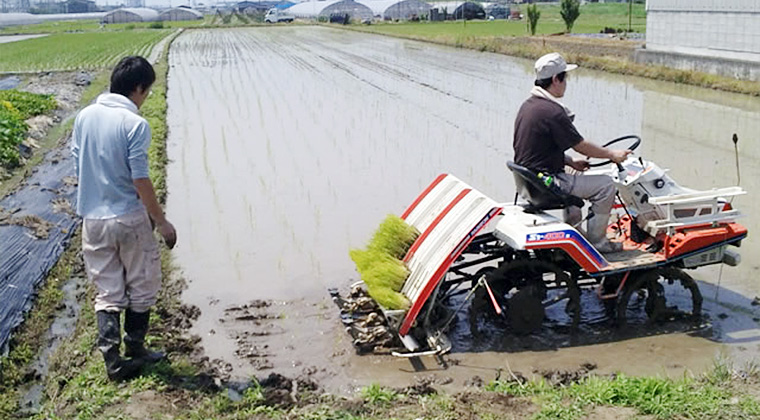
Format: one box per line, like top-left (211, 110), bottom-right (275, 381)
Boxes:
top-left (487, 365), bottom-right (760, 420)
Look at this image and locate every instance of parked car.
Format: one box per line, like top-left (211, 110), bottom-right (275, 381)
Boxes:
top-left (264, 8), bottom-right (294, 23)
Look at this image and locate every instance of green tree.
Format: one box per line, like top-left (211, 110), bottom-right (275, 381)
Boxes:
top-left (526, 4), bottom-right (540, 36)
top-left (560, 0), bottom-right (581, 33)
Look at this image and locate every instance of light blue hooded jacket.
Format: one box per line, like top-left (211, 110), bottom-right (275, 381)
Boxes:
top-left (71, 93), bottom-right (151, 219)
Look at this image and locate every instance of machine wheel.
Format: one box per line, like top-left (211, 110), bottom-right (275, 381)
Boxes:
top-left (616, 267), bottom-right (702, 327)
top-left (474, 260), bottom-right (579, 334)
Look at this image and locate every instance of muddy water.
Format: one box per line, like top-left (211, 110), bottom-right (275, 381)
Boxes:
top-left (165, 27), bottom-right (760, 392)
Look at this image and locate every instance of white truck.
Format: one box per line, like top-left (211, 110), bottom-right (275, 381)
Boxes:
top-left (264, 8), bottom-right (294, 23)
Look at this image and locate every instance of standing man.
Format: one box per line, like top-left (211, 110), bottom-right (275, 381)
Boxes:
top-left (513, 52), bottom-right (631, 253)
top-left (72, 56), bottom-right (177, 381)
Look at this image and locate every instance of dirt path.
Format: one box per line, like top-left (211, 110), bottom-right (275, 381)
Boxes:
top-left (165, 26), bottom-right (760, 394)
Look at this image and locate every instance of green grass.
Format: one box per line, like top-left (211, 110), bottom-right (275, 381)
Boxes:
top-left (486, 360), bottom-right (760, 420)
top-left (0, 232), bottom-right (82, 417)
top-left (0, 30), bottom-right (171, 73)
top-left (360, 383), bottom-right (399, 405)
top-left (363, 2), bottom-right (645, 38)
top-left (142, 50), bottom-right (170, 204)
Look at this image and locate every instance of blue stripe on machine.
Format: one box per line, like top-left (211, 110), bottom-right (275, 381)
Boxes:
top-left (526, 230), bottom-right (607, 267)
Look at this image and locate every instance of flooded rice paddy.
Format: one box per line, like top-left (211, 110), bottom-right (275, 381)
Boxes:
top-left (165, 27), bottom-right (760, 393)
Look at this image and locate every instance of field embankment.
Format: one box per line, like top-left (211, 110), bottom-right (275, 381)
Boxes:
top-left (342, 3), bottom-right (760, 96)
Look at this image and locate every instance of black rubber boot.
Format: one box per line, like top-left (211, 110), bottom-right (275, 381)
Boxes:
top-left (97, 310), bottom-right (143, 381)
top-left (124, 309), bottom-right (166, 364)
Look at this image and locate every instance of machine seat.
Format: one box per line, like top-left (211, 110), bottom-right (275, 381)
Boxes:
top-left (507, 161), bottom-right (584, 212)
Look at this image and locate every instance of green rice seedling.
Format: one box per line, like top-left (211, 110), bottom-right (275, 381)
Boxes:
top-left (366, 285), bottom-right (410, 310)
top-left (349, 248), bottom-right (395, 273)
top-left (349, 215), bottom-right (418, 309)
top-left (367, 215), bottom-right (419, 259)
top-left (362, 260), bottom-right (408, 292)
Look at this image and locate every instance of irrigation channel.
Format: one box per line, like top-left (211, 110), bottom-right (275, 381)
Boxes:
top-left (165, 26), bottom-right (760, 393)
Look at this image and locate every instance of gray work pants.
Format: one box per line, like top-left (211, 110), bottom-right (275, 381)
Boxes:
top-left (554, 173), bottom-right (616, 245)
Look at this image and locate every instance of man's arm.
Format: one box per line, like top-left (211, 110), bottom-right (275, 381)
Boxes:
top-left (128, 120), bottom-right (176, 248)
top-left (134, 178), bottom-right (176, 249)
top-left (71, 118), bottom-right (80, 176)
top-left (572, 140), bottom-right (630, 163)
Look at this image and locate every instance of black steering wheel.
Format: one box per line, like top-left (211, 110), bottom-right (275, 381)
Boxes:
top-left (587, 135), bottom-right (641, 169)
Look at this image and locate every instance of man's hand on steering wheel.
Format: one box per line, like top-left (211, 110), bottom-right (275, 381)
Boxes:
top-left (609, 149), bottom-right (632, 164)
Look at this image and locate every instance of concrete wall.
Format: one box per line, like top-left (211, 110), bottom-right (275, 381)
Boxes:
top-left (638, 0), bottom-right (760, 81)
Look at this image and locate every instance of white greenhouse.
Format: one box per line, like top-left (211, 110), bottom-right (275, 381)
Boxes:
top-left (358, 0), bottom-right (431, 20)
top-left (0, 12), bottom-right (105, 27)
top-left (158, 8), bottom-right (204, 21)
top-left (288, 0), bottom-right (373, 20)
top-left (102, 8), bottom-right (160, 24)
top-left (428, 1), bottom-right (484, 19)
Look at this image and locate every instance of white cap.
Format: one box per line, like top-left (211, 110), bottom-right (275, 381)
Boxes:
top-left (534, 52), bottom-right (578, 80)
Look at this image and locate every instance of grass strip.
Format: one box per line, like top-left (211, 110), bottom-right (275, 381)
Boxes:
top-left (486, 360), bottom-right (760, 420)
top-left (0, 231), bottom-right (82, 417)
top-left (341, 23), bottom-right (760, 96)
top-left (0, 30), bottom-right (179, 419)
top-left (30, 29), bottom-right (226, 420)
top-left (0, 67), bottom-right (111, 417)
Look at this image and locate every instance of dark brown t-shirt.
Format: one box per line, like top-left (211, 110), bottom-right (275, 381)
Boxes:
top-left (513, 96), bottom-right (583, 174)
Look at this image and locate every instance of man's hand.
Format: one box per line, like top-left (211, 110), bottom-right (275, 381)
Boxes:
top-left (609, 149), bottom-right (632, 164)
top-left (567, 158), bottom-right (590, 172)
top-left (156, 220), bottom-right (177, 249)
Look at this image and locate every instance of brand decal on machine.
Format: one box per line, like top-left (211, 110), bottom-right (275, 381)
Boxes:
top-left (527, 231), bottom-right (569, 242)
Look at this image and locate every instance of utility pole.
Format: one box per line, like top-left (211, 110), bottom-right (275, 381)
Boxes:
top-left (628, 0), bottom-right (632, 32)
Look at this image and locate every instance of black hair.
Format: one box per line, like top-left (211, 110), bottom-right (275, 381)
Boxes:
top-left (110, 56), bottom-right (155, 97)
top-left (534, 71), bottom-right (566, 89)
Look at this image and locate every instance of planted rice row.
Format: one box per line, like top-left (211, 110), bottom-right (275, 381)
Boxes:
top-left (0, 30), bottom-right (170, 73)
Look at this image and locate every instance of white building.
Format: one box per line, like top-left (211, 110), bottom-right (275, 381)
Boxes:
top-left (639, 0), bottom-right (760, 81)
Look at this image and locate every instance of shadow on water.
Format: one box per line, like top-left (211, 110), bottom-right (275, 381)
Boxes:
top-left (442, 277), bottom-right (760, 355)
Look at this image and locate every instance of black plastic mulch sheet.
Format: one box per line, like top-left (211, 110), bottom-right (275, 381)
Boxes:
top-left (0, 76), bottom-right (22, 91)
top-left (0, 143), bottom-right (79, 354)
